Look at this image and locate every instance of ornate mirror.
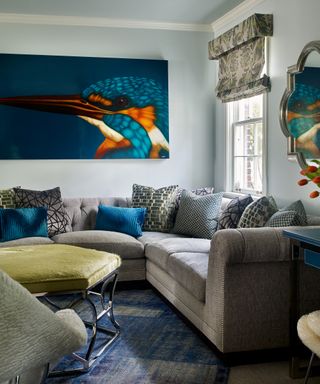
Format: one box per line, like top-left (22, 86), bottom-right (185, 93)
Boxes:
top-left (280, 40), bottom-right (320, 168)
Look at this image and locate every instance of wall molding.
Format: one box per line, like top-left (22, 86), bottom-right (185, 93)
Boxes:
top-left (211, 0), bottom-right (266, 33)
top-left (0, 12), bottom-right (211, 32)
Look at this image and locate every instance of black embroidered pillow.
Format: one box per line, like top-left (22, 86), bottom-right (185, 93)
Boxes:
top-left (218, 194), bottom-right (253, 229)
top-left (13, 187), bottom-right (68, 237)
top-left (131, 184), bottom-right (179, 232)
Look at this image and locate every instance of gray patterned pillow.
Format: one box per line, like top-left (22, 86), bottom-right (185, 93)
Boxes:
top-left (218, 194), bottom-right (253, 229)
top-left (13, 187), bottom-right (68, 237)
top-left (173, 190), bottom-right (224, 239)
top-left (280, 200), bottom-right (307, 225)
top-left (0, 188), bottom-right (16, 208)
top-left (265, 200), bottom-right (307, 227)
top-left (131, 184), bottom-right (179, 232)
top-left (238, 196), bottom-right (278, 228)
top-left (265, 210), bottom-right (304, 227)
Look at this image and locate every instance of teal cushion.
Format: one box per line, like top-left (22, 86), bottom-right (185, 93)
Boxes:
top-left (95, 205), bottom-right (146, 238)
top-left (0, 207), bottom-right (48, 242)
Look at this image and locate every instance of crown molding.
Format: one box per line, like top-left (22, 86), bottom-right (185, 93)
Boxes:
top-left (211, 0), bottom-right (266, 33)
top-left (0, 12), bottom-right (211, 32)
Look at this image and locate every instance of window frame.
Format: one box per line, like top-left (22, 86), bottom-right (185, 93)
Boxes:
top-left (225, 94), bottom-right (267, 196)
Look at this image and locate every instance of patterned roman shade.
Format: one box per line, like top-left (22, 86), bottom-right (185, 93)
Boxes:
top-left (208, 13), bottom-right (273, 102)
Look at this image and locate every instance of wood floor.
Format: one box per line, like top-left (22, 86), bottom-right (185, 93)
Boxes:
top-left (228, 361), bottom-right (320, 384)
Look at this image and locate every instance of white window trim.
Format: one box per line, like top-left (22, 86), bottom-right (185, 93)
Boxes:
top-left (225, 94), bottom-right (267, 196)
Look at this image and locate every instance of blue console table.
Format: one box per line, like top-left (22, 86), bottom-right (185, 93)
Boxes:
top-left (283, 227), bottom-right (320, 378)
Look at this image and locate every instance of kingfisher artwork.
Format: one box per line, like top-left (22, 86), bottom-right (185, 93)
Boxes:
top-left (0, 54), bottom-right (169, 159)
top-left (287, 67), bottom-right (320, 158)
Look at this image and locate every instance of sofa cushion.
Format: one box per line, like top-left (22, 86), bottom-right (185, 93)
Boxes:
top-left (52, 230), bottom-right (144, 260)
top-left (218, 194), bottom-right (253, 229)
top-left (238, 196), bottom-right (278, 228)
top-left (95, 205), bottom-right (146, 237)
top-left (0, 207), bottom-right (48, 242)
top-left (0, 237), bottom-right (54, 248)
top-left (167, 252), bottom-right (208, 302)
top-left (14, 187), bottom-right (68, 237)
top-left (265, 210), bottom-right (304, 227)
top-left (131, 184), bottom-right (179, 232)
top-left (138, 231), bottom-right (186, 246)
top-left (145, 237), bottom-right (210, 271)
top-left (173, 191), bottom-right (223, 238)
top-left (63, 197), bottom-right (130, 232)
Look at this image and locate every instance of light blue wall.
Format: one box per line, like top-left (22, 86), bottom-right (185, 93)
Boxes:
top-left (212, 0), bottom-right (320, 213)
top-left (0, 23), bottom-right (214, 197)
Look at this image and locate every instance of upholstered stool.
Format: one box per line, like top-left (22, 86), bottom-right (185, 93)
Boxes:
top-left (0, 244), bottom-right (122, 375)
top-left (297, 310), bottom-right (320, 383)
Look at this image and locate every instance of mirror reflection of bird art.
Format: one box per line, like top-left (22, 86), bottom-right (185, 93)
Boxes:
top-left (0, 76), bottom-right (169, 159)
top-left (288, 82), bottom-right (320, 157)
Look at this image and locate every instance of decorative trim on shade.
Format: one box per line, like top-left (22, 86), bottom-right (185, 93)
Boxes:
top-left (208, 13), bottom-right (273, 103)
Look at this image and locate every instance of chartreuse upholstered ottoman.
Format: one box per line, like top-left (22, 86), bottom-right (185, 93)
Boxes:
top-left (0, 243), bottom-right (122, 375)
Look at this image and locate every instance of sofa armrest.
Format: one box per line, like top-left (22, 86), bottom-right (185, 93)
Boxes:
top-left (209, 227), bottom-right (291, 265)
top-left (204, 226), bottom-right (320, 352)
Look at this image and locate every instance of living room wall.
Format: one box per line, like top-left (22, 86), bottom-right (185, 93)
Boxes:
top-left (0, 22), bottom-right (214, 197)
top-left (211, 0), bottom-right (320, 213)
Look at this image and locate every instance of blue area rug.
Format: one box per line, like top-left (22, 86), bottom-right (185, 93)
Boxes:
top-left (45, 289), bottom-right (229, 384)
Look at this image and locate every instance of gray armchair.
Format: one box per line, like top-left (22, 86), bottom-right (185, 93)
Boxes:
top-left (0, 270), bottom-right (87, 384)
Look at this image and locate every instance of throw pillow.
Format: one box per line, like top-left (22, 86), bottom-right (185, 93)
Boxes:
top-left (173, 190), bottom-right (224, 239)
top-left (95, 205), bottom-right (146, 238)
top-left (131, 184), bottom-right (179, 232)
top-left (0, 207), bottom-right (48, 242)
top-left (13, 187), bottom-right (68, 237)
top-left (265, 210), bottom-right (304, 227)
top-left (281, 200), bottom-right (307, 225)
top-left (238, 196), bottom-right (278, 228)
top-left (0, 188), bottom-right (16, 209)
top-left (218, 194), bottom-right (253, 229)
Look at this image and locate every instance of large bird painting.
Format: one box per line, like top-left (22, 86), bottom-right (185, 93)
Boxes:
top-left (287, 67), bottom-right (320, 158)
top-left (0, 54), bottom-right (169, 159)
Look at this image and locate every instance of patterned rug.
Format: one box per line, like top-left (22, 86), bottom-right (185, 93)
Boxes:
top-left (45, 289), bottom-right (229, 384)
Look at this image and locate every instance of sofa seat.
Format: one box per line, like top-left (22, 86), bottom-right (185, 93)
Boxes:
top-left (145, 237), bottom-right (210, 271)
top-left (51, 230), bottom-right (144, 260)
top-left (138, 231), bottom-right (186, 246)
top-left (145, 237), bottom-right (210, 302)
top-left (167, 252), bottom-right (208, 302)
top-left (0, 237), bottom-right (54, 248)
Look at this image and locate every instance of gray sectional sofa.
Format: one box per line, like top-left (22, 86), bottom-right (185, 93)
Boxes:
top-left (2, 194), bottom-right (320, 354)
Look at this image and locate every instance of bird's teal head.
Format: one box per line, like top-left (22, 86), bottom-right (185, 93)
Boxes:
top-left (0, 76), bottom-right (169, 159)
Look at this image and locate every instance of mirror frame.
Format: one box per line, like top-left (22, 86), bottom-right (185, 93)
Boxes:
top-left (279, 40), bottom-right (320, 168)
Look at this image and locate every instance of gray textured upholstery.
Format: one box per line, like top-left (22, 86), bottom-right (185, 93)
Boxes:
top-left (0, 237), bottom-right (54, 248)
top-left (3, 193), bottom-right (320, 355)
top-left (138, 231), bottom-right (186, 246)
top-left (167, 252), bottom-right (208, 302)
top-left (63, 197), bottom-right (130, 232)
top-left (145, 237), bottom-right (210, 270)
top-left (52, 230), bottom-right (144, 259)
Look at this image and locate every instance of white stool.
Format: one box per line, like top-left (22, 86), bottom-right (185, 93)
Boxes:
top-left (297, 310), bottom-right (320, 383)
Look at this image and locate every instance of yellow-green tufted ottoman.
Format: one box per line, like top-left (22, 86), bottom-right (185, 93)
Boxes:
top-left (0, 244), bottom-right (122, 375)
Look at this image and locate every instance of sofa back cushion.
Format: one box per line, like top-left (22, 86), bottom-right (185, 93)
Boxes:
top-left (63, 197), bottom-right (130, 232)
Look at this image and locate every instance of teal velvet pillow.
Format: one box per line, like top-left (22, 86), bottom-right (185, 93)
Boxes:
top-left (95, 205), bottom-right (146, 238)
top-left (0, 207), bottom-right (48, 242)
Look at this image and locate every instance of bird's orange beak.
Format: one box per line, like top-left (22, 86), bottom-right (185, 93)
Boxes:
top-left (0, 94), bottom-right (111, 120)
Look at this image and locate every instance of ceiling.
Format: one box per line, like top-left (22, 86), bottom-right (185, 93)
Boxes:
top-left (0, 0), bottom-right (245, 25)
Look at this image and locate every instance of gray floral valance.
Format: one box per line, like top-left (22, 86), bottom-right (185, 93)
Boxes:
top-left (208, 13), bottom-right (273, 103)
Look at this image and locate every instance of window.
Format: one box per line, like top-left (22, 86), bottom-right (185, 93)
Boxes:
top-left (226, 94), bottom-right (266, 195)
